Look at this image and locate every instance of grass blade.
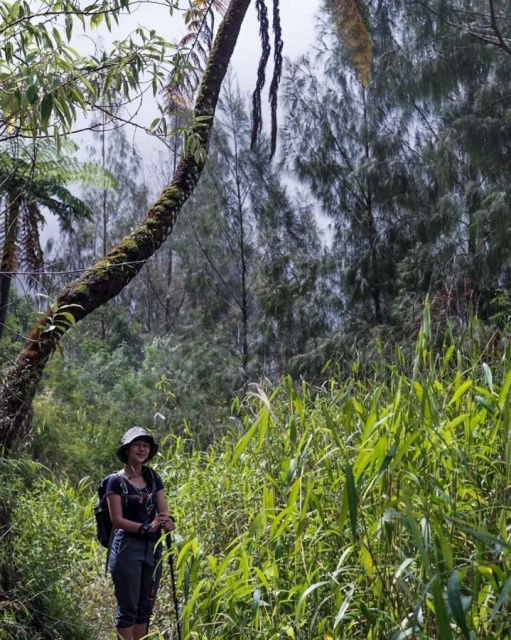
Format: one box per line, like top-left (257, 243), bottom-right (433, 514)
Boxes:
top-left (447, 572), bottom-right (471, 640)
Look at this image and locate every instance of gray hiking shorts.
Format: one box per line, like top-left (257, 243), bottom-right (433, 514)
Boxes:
top-left (109, 531), bottom-right (163, 629)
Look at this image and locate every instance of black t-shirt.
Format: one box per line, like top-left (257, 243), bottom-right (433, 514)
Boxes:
top-left (106, 468), bottom-right (164, 527)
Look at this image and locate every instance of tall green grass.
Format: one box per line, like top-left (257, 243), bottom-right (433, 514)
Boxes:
top-left (4, 315), bottom-right (511, 639)
top-left (154, 320), bottom-right (510, 639)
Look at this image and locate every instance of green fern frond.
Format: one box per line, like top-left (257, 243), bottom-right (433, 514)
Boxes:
top-left (31, 181), bottom-right (94, 226)
top-left (0, 143), bottom-right (118, 192)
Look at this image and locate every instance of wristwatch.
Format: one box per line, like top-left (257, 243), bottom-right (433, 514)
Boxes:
top-left (138, 522), bottom-right (151, 535)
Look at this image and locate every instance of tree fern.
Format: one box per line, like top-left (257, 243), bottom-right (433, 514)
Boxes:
top-left (0, 141), bottom-right (115, 337)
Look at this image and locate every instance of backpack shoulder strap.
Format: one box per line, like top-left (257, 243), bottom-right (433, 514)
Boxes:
top-left (116, 472), bottom-right (129, 503)
top-left (104, 472), bottom-right (129, 576)
top-left (145, 466), bottom-right (157, 493)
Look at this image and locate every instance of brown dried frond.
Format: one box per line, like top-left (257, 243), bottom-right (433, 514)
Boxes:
top-left (166, 0), bottom-right (227, 111)
top-left (181, 31), bottom-right (202, 47)
top-left (328, 0), bottom-right (373, 89)
top-left (20, 202), bottom-right (44, 283)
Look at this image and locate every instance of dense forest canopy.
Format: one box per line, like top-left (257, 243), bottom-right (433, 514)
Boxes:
top-left (1, 0), bottom-right (510, 638)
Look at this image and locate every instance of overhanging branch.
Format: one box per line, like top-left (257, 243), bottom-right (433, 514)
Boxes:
top-left (0, 0), bottom-right (252, 450)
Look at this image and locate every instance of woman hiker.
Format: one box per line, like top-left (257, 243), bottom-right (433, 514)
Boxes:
top-left (106, 427), bottom-right (175, 640)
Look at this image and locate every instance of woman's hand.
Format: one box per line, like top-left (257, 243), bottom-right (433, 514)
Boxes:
top-left (149, 514), bottom-right (175, 533)
top-left (156, 513), bottom-right (175, 533)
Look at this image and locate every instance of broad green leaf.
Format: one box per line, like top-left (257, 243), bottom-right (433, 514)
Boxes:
top-left (229, 419), bottom-right (259, 468)
top-left (359, 540), bottom-right (374, 578)
top-left (295, 580), bottom-right (328, 615)
top-left (26, 85), bottom-right (38, 104)
top-left (431, 577), bottom-right (453, 640)
top-left (65, 14), bottom-right (73, 40)
top-left (251, 587), bottom-right (261, 617)
top-left (333, 585), bottom-right (355, 629)
top-left (482, 363), bottom-right (493, 393)
top-left (447, 380), bottom-right (472, 406)
top-left (344, 463), bottom-right (358, 541)
top-left (434, 525), bottom-right (453, 572)
top-left (90, 12), bottom-right (103, 28)
top-left (40, 93), bottom-right (53, 124)
top-left (493, 574), bottom-right (511, 616)
top-left (498, 370), bottom-right (511, 407)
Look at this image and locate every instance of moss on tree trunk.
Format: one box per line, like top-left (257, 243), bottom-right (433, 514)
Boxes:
top-left (0, 0), bottom-right (252, 450)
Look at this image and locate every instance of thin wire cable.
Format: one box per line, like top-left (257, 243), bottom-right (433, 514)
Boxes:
top-left (0, 319), bottom-right (39, 342)
top-left (0, 258), bottom-right (158, 276)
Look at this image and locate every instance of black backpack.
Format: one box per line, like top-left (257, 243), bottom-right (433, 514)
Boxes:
top-left (94, 472), bottom-right (128, 548)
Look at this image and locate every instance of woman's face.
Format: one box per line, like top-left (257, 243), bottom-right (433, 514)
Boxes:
top-left (127, 438), bottom-right (151, 463)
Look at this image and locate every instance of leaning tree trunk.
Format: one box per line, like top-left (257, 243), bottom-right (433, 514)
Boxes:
top-left (0, 191), bottom-right (20, 340)
top-left (0, 0), bottom-right (252, 451)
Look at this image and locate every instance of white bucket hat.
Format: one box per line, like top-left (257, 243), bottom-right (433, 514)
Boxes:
top-left (116, 427), bottom-right (158, 462)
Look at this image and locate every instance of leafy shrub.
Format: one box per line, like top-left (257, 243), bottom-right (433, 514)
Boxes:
top-left (5, 475), bottom-right (97, 639)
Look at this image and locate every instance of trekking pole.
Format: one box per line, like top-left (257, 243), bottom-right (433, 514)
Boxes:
top-left (166, 532), bottom-right (182, 640)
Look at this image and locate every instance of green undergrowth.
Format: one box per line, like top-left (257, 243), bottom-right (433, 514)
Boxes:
top-left (157, 326), bottom-right (511, 639)
top-left (2, 319), bottom-right (511, 639)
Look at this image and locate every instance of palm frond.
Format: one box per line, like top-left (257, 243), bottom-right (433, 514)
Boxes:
top-left (328, 0), bottom-right (373, 89)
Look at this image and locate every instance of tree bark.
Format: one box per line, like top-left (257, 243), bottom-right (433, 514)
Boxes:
top-left (0, 0), bottom-right (252, 450)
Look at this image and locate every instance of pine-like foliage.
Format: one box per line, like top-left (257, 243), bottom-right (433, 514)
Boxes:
top-left (327, 0), bottom-right (373, 88)
top-left (283, 3), bottom-right (414, 325)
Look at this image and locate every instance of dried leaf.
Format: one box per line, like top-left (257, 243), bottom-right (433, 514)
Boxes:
top-left (328, 0), bottom-right (373, 89)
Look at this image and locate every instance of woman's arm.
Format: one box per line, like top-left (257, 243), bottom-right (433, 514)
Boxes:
top-left (155, 490), bottom-right (175, 532)
top-left (106, 494), bottom-right (161, 534)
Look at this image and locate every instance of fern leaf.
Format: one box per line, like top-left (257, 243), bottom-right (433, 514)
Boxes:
top-left (328, 0), bottom-right (373, 89)
top-left (166, 0), bottom-right (228, 111)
